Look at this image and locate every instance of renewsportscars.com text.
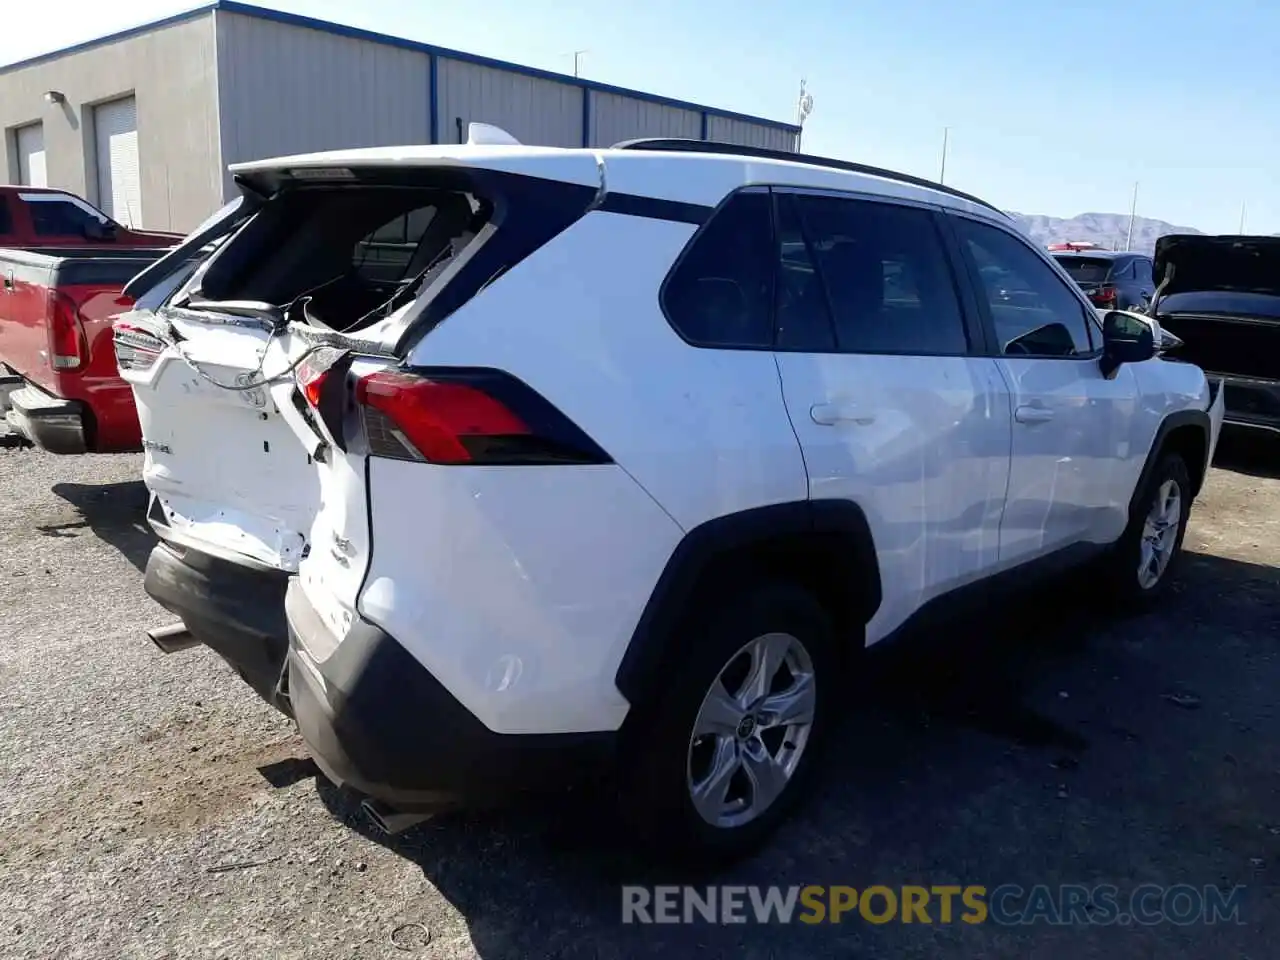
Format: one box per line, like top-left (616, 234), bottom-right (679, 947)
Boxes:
top-left (621, 884), bottom-right (1245, 926)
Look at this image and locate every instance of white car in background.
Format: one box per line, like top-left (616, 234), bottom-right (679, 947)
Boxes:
top-left (115, 127), bottom-right (1224, 863)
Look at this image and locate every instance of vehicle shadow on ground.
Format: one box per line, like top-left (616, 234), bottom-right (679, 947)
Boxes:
top-left (1213, 429), bottom-right (1280, 481)
top-left (315, 549), bottom-right (1279, 959)
top-left (48, 479), bottom-right (154, 573)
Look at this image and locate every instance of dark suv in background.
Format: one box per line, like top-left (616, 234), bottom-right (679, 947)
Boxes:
top-left (1052, 250), bottom-right (1155, 311)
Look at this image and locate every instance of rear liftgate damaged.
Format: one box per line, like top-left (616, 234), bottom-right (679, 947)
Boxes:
top-left (120, 141), bottom-right (609, 826)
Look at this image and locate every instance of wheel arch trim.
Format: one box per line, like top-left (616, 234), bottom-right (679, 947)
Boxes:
top-left (614, 499), bottom-right (881, 707)
top-left (1130, 408), bottom-right (1211, 514)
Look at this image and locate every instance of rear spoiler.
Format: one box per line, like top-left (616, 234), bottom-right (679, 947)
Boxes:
top-left (122, 191), bottom-right (262, 301)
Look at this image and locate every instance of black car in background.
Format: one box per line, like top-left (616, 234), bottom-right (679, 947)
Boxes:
top-left (1150, 234), bottom-right (1280, 435)
top-left (1052, 250), bottom-right (1156, 311)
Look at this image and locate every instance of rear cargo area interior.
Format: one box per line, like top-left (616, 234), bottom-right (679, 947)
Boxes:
top-left (189, 186), bottom-right (490, 333)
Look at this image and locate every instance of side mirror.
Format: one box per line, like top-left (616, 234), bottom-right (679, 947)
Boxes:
top-left (1100, 310), bottom-right (1157, 378)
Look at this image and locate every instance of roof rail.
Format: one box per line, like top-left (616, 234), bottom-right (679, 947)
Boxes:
top-left (610, 138), bottom-right (1006, 216)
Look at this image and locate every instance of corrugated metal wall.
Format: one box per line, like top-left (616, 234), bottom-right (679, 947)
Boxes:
top-left (0, 7), bottom-right (796, 229)
top-left (436, 59), bottom-right (581, 147)
top-left (587, 91), bottom-right (701, 148)
top-left (214, 11), bottom-right (431, 198)
top-left (708, 116), bottom-right (796, 152)
top-left (214, 11), bottom-right (793, 171)
top-left (0, 15), bottom-right (221, 230)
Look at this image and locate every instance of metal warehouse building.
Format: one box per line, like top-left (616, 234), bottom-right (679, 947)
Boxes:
top-left (0, 1), bottom-right (799, 232)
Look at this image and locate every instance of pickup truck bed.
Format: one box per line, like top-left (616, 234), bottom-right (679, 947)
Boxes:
top-left (0, 245), bottom-right (177, 453)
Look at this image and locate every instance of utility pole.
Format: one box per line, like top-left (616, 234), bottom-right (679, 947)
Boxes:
top-left (939, 127), bottom-right (950, 184)
top-left (795, 78), bottom-right (814, 151)
top-left (1238, 200), bottom-right (1247, 234)
top-left (1124, 181), bottom-right (1139, 252)
top-left (571, 49), bottom-right (587, 78)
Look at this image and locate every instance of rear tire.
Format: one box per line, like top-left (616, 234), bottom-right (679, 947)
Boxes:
top-left (1098, 452), bottom-right (1191, 610)
top-left (618, 582), bottom-right (837, 866)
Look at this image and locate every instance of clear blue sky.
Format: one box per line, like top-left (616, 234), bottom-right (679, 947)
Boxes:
top-left (7, 0), bottom-right (1279, 233)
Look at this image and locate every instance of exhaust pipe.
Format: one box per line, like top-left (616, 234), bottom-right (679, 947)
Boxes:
top-left (147, 622), bottom-right (200, 654)
top-left (361, 798), bottom-right (434, 836)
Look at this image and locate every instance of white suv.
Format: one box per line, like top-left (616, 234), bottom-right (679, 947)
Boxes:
top-left (116, 129), bottom-right (1224, 862)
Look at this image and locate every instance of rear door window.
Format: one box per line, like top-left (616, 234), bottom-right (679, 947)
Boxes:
top-left (352, 207), bottom-right (441, 284)
top-left (787, 194), bottom-right (969, 355)
top-left (773, 193), bottom-right (835, 351)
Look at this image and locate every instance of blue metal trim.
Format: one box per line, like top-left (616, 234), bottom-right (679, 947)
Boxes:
top-left (700, 111), bottom-right (709, 140)
top-left (213, 1), bottom-right (800, 133)
top-left (0, 2), bottom-right (213, 75)
top-left (428, 53), bottom-right (439, 145)
top-left (210, 2), bottom-right (800, 133)
top-left (0, 0), bottom-right (799, 136)
top-left (581, 89), bottom-right (591, 148)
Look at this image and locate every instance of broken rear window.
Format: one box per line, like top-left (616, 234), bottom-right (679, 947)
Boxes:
top-left (189, 185), bottom-right (490, 333)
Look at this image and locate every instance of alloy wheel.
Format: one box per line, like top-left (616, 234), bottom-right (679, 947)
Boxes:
top-left (1138, 478), bottom-right (1182, 589)
top-left (686, 631), bottom-right (816, 829)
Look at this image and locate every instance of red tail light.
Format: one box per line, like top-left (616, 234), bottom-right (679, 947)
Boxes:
top-left (297, 358), bottom-right (331, 409)
top-left (112, 319), bottom-right (167, 373)
top-left (351, 368), bottom-right (611, 466)
top-left (49, 292), bottom-right (88, 371)
top-left (1093, 285), bottom-right (1118, 306)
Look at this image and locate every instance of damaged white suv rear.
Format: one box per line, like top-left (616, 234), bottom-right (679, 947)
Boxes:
top-left (117, 131), bottom-right (1223, 862)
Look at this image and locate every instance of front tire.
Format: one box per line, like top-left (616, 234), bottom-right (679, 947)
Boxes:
top-left (619, 582), bottom-right (837, 865)
top-left (1100, 452), bottom-right (1192, 609)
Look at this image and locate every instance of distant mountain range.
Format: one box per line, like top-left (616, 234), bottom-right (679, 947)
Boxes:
top-left (1008, 212), bottom-right (1203, 255)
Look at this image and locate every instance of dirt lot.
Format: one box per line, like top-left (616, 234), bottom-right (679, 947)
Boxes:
top-left (0, 434), bottom-right (1277, 959)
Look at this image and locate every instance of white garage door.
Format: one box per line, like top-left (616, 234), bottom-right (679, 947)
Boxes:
top-left (15, 124), bottom-right (46, 187)
top-left (94, 96), bottom-right (141, 226)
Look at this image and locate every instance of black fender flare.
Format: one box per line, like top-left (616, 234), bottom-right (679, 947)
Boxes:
top-left (1128, 408), bottom-right (1211, 516)
top-left (614, 499), bottom-right (882, 707)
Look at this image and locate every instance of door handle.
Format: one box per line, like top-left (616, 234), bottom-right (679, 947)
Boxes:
top-left (810, 402), bottom-right (875, 426)
top-left (1014, 403), bottom-right (1055, 424)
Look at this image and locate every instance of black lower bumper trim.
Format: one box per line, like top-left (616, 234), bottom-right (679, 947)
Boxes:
top-left (144, 541), bottom-right (291, 714)
top-left (6, 389), bottom-right (87, 455)
top-left (1221, 376), bottom-right (1280, 431)
top-left (285, 582), bottom-right (616, 810)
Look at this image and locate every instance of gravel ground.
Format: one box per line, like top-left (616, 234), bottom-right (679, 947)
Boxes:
top-left (0, 433), bottom-right (1277, 959)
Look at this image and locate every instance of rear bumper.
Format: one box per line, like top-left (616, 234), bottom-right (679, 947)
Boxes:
top-left (4, 383), bottom-right (87, 454)
top-left (143, 539), bottom-right (292, 713)
top-left (285, 580), bottom-right (616, 812)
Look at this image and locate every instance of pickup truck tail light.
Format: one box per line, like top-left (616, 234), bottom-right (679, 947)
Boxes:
top-left (296, 364), bottom-right (612, 466)
top-left (49, 292), bottom-right (87, 371)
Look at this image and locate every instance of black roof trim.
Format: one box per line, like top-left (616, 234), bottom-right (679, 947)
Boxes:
top-left (611, 138), bottom-right (1006, 216)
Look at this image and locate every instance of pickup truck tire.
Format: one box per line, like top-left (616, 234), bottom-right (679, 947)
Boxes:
top-left (1100, 452), bottom-right (1192, 610)
top-left (617, 582), bottom-right (836, 866)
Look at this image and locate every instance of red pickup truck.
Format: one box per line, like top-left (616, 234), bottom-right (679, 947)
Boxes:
top-left (0, 185), bottom-right (180, 248)
top-left (0, 186), bottom-right (188, 453)
top-left (0, 245), bottom-right (185, 453)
